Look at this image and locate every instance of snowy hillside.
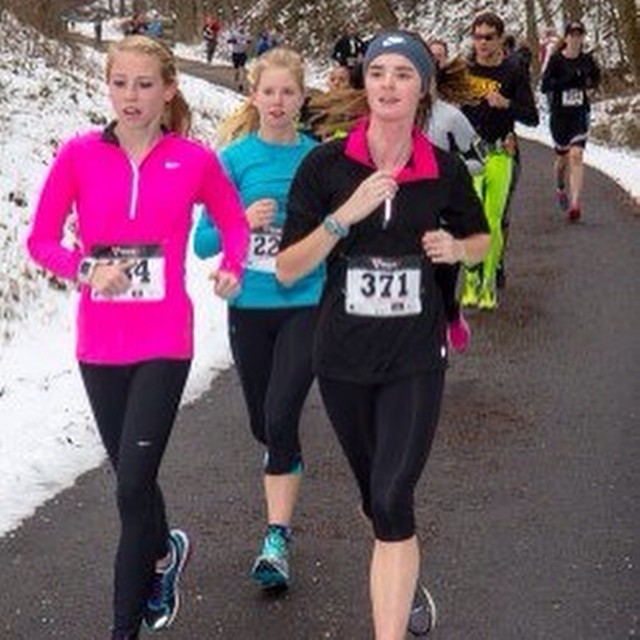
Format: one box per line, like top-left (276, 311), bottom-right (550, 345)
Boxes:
top-left (0, 12), bottom-right (242, 535)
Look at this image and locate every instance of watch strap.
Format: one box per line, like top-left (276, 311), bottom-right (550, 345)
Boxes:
top-left (322, 214), bottom-right (349, 238)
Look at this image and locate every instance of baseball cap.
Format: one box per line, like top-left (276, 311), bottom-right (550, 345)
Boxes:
top-left (564, 21), bottom-right (585, 35)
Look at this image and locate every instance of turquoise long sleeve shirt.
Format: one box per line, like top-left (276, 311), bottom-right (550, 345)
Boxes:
top-left (194, 132), bottom-right (324, 308)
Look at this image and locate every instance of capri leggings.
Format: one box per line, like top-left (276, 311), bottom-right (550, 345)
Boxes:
top-left (318, 371), bottom-right (445, 541)
top-left (228, 306), bottom-right (316, 475)
top-left (79, 358), bottom-right (191, 631)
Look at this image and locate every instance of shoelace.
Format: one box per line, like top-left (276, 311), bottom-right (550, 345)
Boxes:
top-left (148, 546), bottom-right (178, 606)
top-left (147, 572), bottom-right (166, 607)
top-left (264, 531), bottom-right (287, 556)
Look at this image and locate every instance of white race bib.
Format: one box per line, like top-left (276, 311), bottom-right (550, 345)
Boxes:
top-left (561, 89), bottom-right (584, 107)
top-left (345, 256), bottom-right (422, 317)
top-left (91, 244), bottom-right (165, 302)
top-left (246, 226), bottom-right (281, 273)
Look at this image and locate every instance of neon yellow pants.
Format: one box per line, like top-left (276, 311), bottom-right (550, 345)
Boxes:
top-left (471, 150), bottom-right (514, 289)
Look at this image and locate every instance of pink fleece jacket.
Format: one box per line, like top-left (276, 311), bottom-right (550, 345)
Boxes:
top-left (27, 129), bottom-right (249, 364)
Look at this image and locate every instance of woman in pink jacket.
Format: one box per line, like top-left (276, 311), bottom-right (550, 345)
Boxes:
top-left (27, 36), bottom-right (249, 640)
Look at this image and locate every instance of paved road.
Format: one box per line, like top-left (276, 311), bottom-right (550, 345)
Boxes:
top-left (2, 41), bottom-right (639, 639)
top-left (65, 31), bottom-right (242, 93)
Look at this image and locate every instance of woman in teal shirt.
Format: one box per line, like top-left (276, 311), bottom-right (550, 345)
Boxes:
top-left (194, 47), bottom-right (322, 590)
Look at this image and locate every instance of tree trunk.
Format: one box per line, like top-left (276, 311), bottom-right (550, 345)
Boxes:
top-left (535, 0), bottom-right (554, 26)
top-left (119, 0), bottom-right (126, 17)
top-left (367, 0), bottom-right (398, 28)
top-left (616, 0), bottom-right (640, 87)
top-left (170, 0), bottom-right (200, 43)
top-left (562, 0), bottom-right (583, 23)
top-left (524, 0), bottom-right (541, 80)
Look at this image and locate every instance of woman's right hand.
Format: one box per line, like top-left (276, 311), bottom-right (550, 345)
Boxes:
top-left (246, 198), bottom-right (277, 229)
top-left (89, 261), bottom-right (133, 297)
top-left (210, 269), bottom-right (240, 299)
top-left (336, 171), bottom-right (398, 226)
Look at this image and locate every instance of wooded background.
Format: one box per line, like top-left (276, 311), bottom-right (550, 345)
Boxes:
top-left (2, 0), bottom-right (638, 88)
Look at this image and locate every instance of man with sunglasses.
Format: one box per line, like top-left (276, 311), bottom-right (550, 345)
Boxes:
top-left (460, 11), bottom-right (539, 310)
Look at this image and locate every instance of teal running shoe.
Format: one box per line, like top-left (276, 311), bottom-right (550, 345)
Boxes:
top-left (250, 525), bottom-right (290, 589)
top-left (143, 529), bottom-right (192, 631)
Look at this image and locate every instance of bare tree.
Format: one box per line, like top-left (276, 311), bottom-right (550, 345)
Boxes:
top-left (535, 0), bottom-right (555, 26)
top-left (368, 0), bottom-right (398, 28)
top-left (615, 0), bottom-right (640, 87)
top-left (523, 0), bottom-right (541, 79)
top-left (170, 0), bottom-right (203, 42)
top-left (562, 0), bottom-right (583, 23)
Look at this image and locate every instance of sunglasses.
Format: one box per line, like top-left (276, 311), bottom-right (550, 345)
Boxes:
top-left (473, 32), bottom-right (498, 42)
top-left (567, 29), bottom-right (585, 36)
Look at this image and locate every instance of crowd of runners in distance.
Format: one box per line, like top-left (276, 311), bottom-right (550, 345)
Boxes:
top-left (25, 9), bottom-right (601, 640)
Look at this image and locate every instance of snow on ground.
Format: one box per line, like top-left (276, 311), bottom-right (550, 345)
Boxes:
top-left (0, 16), bottom-right (242, 537)
top-left (1, 15), bottom-right (639, 538)
top-left (518, 117), bottom-right (640, 202)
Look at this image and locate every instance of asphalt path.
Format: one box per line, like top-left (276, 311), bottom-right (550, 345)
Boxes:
top-left (1, 47), bottom-right (639, 640)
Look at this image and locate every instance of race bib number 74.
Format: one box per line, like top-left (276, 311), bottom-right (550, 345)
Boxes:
top-left (90, 244), bottom-right (165, 302)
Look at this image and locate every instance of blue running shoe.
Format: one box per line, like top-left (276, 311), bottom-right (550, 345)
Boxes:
top-left (556, 188), bottom-right (569, 212)
top-left (250, 525), bottom-right (290, 589)
top-left (143, 529), bottom-right (192, 631)
top-left (408, 583), bottom-right (437, 636)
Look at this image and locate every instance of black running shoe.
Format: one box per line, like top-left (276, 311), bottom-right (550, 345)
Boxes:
top-left (408, 583), bottom-right (437, 636)
top-left (110, 629), bottom-right (139, 640)
top-left (496, 263), bottom-right (506, 290)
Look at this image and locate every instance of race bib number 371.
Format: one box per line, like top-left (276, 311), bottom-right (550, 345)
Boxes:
top-left (91, 244), bottom-right (165, 302)
top-left (345, 256), bottom-right (422, 317)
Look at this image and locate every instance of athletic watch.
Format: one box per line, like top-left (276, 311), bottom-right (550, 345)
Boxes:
top-left (77, 258), bottom-right (97, 285)
top-left (322, 214), bottom-right (349, 239)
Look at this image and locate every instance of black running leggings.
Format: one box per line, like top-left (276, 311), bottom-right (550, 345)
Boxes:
top-left (435, 263), bottom-right (461, 323)
top-left (318, 371), bottom-right (445, 541)
top-left (80, 358), bottom-right (191, 631)
top-left (228, 306), bottom-right (316, 474)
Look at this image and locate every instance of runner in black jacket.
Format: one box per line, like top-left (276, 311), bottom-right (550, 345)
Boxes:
top-left (278, 30), bottom-right (489, 638)
top-left (541, 21), bottom-right (600, 222)
top-left (460, 12), bottom-right (539, 311)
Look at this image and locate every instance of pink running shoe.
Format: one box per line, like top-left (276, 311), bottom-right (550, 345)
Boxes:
top-left (567, 206), bottom-right (581, 222)
top-left (447, 313), bottom-right (471, 353)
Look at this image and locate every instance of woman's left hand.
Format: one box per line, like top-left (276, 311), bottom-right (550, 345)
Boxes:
top-left (422, 229), bottom-right (465, 264)
top-left (210, 270), bottom-right (240, 299)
